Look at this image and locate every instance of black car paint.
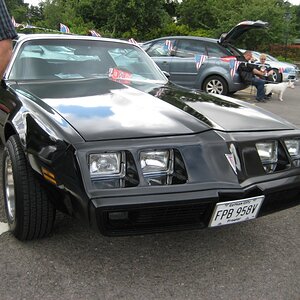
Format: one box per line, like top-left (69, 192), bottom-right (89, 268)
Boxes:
top-left (1, 76), bottom-right (300, 235)
top-left (6, 79), bottom-right (294, 142)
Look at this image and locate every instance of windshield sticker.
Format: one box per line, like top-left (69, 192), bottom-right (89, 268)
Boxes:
top-left (108, 68), bottom-right (132, 84)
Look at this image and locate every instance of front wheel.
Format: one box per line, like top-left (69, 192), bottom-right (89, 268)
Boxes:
top-left (203, 76), bottom-right (228, 95)
top-left (2, 135), bottom-right (56, 240)
top-left (270, 69), bottom-right (282, 83)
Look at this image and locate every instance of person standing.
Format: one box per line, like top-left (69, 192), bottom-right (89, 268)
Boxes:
top-left (238, 50), bottom-right (268, 102)
top-left (0, 0), bottom-right (17, 79)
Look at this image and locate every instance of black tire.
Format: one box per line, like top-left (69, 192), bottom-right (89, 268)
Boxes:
top-left (227, 91), bottom-right (236, 96)
top-left (271, 69), bottom-right (282, 83)
top-left (2, 135), bottom-right (56, 240)
top-left (203, 76), bottom-right (228, 95)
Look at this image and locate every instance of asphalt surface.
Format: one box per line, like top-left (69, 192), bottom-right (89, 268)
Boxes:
top-left (0, 83), bottom-right (299, 300)
top-left (232, 82), bottom-right (300, 127)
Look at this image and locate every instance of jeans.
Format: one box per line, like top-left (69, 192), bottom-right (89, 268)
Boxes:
top-left (251, 77), bottom-right (266, 100)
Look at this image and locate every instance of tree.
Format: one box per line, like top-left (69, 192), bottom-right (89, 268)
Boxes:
top-left (176, 0), bottom-right (298, 51)
top-left (105, 0), bottom-right (170, 39)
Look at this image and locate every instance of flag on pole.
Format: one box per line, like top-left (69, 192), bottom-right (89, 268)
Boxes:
top-left (11, 16), bottom-right (21, 28)
top-left (60, 23), bottom-right (70, 33)
top-left (164, 40), bottom-right (173, 52)
top-left (128, 38), bottom-right (138, 45)
top-left (89, 30), bottom-right (101, 37)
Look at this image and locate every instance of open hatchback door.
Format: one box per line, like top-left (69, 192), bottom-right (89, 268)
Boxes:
top-left (219, 20), bottom-right (268, 45)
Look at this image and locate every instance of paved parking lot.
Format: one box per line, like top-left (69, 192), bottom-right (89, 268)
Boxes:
top-left (0, 83), bottom-right (299, 300)
top-left (233, 82), bottom-right (300, 127)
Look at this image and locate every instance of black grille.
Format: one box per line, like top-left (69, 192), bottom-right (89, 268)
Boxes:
top-left (259, 188), bottom-right (300, 215)
top-left (134, 205), bottom-right (207, 224)
top-left (103, 203), bottom-right (213, 234)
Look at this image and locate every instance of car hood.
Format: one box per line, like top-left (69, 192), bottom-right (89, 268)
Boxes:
top-left (219, 20), bottom-right (268, 45)
top-left (266, 60), bottom-right (297, 70)
top-left (14, 79), bottom-right (294, 141)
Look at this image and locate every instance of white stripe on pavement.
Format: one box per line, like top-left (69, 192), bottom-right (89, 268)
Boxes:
top-left (0, 222), bottom-right (9, 235)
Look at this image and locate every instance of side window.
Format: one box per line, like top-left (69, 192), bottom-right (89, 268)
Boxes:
top-left (174, 40), bottom-right (206, 58)
top-left (206, 43), bottom-right (228, 58)
top-left (146, 39), bottom-right (175, 57)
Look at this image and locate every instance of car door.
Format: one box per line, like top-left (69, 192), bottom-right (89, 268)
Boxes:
top-left (143, 38), bottom-right (176, 74)
top-left (169, 39), bottom-right (207, 88)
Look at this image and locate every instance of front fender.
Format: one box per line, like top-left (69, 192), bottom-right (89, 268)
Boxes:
top-left (6, 103), bottom-right (91, 221)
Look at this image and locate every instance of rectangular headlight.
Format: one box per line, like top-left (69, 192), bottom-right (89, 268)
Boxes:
top-left (256, 141), bottom-right (278, 173)
top-left (284, 139), bottom-right (300, 167)
top-left (140, 149), bottom-right (173, 175)
top-left (89, 152), bottom-right (123, 178)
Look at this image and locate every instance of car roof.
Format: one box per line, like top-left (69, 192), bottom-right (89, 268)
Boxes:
top-left (143, 20), bottom-right (268, 46)
top-left (143, 36), bottom-right (218, 45)
top-left (251, 51), bottom-right (297, 68)
top-left (15, 33), bottom-right (133, 46)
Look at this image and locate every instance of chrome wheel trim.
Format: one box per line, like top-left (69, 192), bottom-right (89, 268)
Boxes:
top-left (206, 80), bottom-right (223, 94)
top-left (271, 72), bottom-right (277, 82)
top-left (4, 154), bottom-right (15, 222)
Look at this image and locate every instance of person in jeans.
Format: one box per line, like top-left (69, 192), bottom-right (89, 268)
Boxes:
top-left (238, 50), bottom-right (268, 102)
top-left (0, 0), bottom-right (17, 79)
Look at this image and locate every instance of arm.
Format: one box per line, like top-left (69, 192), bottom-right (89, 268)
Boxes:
top-left (0, 0), bottom-right (18, 78)
top-left (0, 39), bottom-right (13, 78)
top-left (252, 67), bottom-right (265, 77)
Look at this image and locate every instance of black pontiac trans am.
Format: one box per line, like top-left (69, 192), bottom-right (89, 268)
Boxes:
top-left (0, 34), bottom-right (299, 240)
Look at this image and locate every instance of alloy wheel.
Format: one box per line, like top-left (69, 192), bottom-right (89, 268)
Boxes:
top-left (4, 154), bottom-right (16, 222)
top-left (206, 79), bottom-right (224, 94)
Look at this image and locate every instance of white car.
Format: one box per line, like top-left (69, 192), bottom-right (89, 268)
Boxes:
top-left (251, 51), bottom-right (299, 82)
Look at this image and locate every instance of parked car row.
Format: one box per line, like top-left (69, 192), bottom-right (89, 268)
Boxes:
top-left (142, 21), bottom-right (298, 95)
top-left (1, 33), bottom-right (300, 240)
top-left (141, 21), bottom-right (269, 95)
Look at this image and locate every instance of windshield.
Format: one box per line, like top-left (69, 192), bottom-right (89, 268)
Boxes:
top-left (221, 44), bottom-right (242, 57)
top-left (266, 54), bottom-right (278, 62)
top-left (9, 39), bottom-right (167, 85)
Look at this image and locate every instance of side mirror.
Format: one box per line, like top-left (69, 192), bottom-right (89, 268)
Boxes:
top-left (162, 71), bottom-right (170, 78)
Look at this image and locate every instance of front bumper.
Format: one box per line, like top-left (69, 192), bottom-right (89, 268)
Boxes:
top-left (282, 70), bottom-right (298, 81)
top-left (89, 174), bottom-right (300, 236)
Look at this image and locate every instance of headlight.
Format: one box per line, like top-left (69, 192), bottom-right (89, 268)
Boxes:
top-left (140, 150), bottom-right (173, 175)
top-left (140, 149), bottom-right (174, 185)
top-left (284, 139), bottom-right (300, 167)
top-left (89, 152), bottom-right (123, 178)
top-left (256, 141), bottom-right (278, 173)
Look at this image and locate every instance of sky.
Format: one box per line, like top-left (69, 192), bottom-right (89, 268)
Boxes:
top-left (24, 0), bottom-right (42, 6)
top-left (24, 0), bottom-right (300, 6)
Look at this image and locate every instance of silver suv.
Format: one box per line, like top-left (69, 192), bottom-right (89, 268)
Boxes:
top-left (142, 21), bottom-right (268, 95)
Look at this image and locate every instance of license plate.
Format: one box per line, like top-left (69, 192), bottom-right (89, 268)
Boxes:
top-left (209, 196), bottom-right (264, 227)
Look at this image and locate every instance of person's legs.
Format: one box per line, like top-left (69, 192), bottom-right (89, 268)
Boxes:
top-left (252, 77), bottom-right (266, 101)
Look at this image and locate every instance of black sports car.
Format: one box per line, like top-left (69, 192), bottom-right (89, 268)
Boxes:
top-left (1, 34), bottom-right (300, 240)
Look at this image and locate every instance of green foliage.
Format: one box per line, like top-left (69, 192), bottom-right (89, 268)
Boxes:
top-left (4, 0), bottom-right (300, 62)
top-left (177, 0), bottom-right (298, 51)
